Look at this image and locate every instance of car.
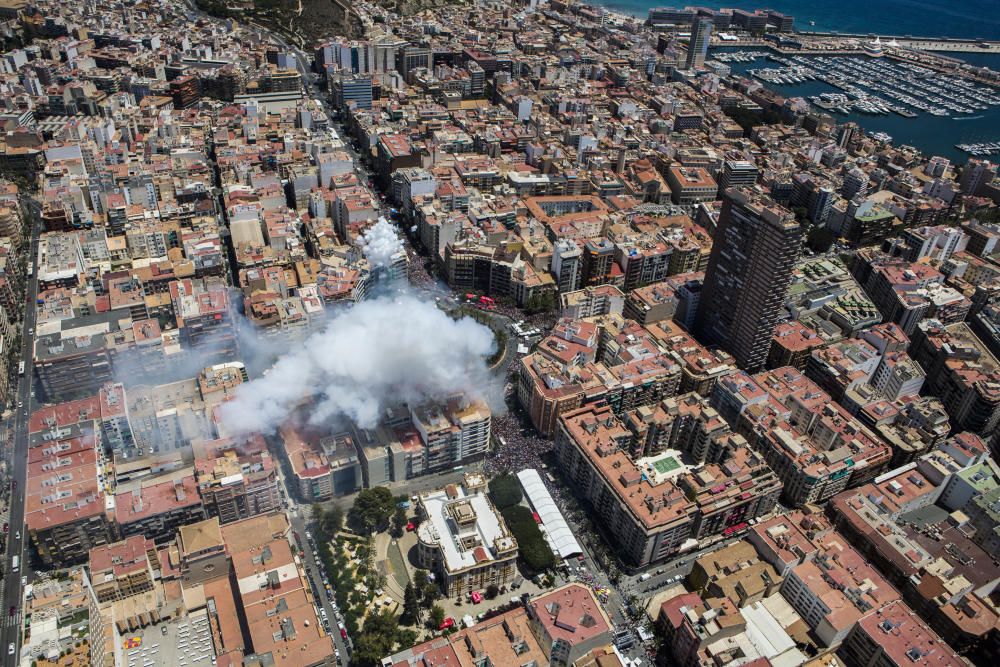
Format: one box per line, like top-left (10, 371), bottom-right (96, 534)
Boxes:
top-left (14, 531), bottom-right (19, 540)
top-left (20, 576), bottom-right (26, 586)
top-left (7, 643), bottom-right (12, 655)
top-left (2, 523), bottom-right (7, 533)
top-left (340, 627), bottom-right (348, 640)
top-left (17, 401), bottom-right (22, 408)
top-left (438, 617), bottom-right (455, 631)
top-left (8, 606), bottom-right (15, 617)
top-left (162, 625), bottom-right (168, 636)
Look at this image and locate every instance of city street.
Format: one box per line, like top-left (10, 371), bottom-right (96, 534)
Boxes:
top-left (267, 445), bottom-right (351, 661)
top-left (1, 196), bottom-right (41, 664)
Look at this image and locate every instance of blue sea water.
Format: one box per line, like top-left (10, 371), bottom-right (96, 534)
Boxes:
top-left (723, 55), bottom-right (1000, 163)
top-left (602, 0), bottom-right (1000, 40)
top-left (596, 1), bottom-right (1000, 162)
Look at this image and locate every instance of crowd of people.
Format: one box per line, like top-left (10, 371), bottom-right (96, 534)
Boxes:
top-left (405, 249), bottom-right (444, 295)
top-left (483, 410), bottom-right (553, 479)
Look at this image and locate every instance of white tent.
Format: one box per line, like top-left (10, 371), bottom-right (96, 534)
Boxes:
top-left (516, 469), bottom-right (583, 559)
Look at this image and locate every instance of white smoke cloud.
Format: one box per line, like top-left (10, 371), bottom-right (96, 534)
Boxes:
top-left (218, 293), bottom-right (496, 435)
top-left (358, 217), bottom-right (405, 268)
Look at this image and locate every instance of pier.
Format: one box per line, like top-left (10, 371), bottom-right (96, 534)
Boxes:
top-left (795, 31), bottom-right (1000, 53)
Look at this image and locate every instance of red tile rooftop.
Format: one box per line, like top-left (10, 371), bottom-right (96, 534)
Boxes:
top-left (530, 583), bottom-right (611, 646)
top-left (89, 535), bottom-right (152, 578)
top-left (380, 134), bottom-right (411, 158)
top-left (98, 383), bottom-right (127, 419)
top-left (115, 474), bottom-right (201, 524)
top-left (29, 396), bottom-right (102, 434)
top-left (772, 321), bottom-right (823, 352)
top-left (857, 600), bottom-right (964, 666)
top-left (280, 425), bottom-right (332, 479)
top-left (25, 433), bottom-right (103, 532)
top-left (659, 591), bottom-right (705, 630)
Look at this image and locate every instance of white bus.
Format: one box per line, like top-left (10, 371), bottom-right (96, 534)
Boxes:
top-left (11, 556), bottom-right (18, 572)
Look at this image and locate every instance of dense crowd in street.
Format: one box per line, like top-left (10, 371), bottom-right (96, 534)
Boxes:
top-left (483, 411), bottom-right (552, 479)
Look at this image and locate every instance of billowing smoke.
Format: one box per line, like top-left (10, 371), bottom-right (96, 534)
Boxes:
top-left (219, 293), bottom-right (496, 435)
top-left (217, 219), bottom-right (498, 436)
top-left (358, 217), bottom-right (405, 268)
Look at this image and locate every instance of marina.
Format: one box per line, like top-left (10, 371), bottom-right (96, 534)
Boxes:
top-left (736, 51), bottom-right (1000, 118)
top-left (719, 48), bottom-right (1000, 160)
top-left (956, 141), bottom-right (1000, 156)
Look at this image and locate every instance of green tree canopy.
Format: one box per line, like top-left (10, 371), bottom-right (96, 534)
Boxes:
top-left (429, 604), bottom-right (446, 631)
top-left (402, 582), bottom-right (420, 625)
top-left (502, 505), bottom-right (555, 571)
top-left (352, 610), bottom-right (400, 667)
top-left (348, 486), bottom-right (396, 533)
top-left (488, 474), bottom-right (523, 509)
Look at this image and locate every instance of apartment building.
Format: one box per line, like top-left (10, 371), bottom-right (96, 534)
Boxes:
top-left (555, 403), bottom-right (780, 567)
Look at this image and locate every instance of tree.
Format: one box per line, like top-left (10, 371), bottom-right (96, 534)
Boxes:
top-left (391, 505), bottom-right (408, 537)
top-left (414, 569), bottom-right (429, 591)
top-left (807, 224), bottom-right (836, 253)
top-left (402, 582), bottom-right (420, 625)
top-left (349, 486), bottom-right (396, 533)
top-left (352, 610), bottom-right (400, 667)
top-left (421, 581), bottom-right (440, 608)
top-left (429, 604), bottom-right (446, 631)
top-left (488, 474), bottom-right (523, 509)
top-left (485, 583), bottom-right (499, 600)
top-left (501, 505), bottom-right (555, 571)
top-left (397, 628), bottom-right (418, 648)
top-left (321, 504), bottom-right (344, 535)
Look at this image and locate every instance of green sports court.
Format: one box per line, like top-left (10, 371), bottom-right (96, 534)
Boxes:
top-left (653, 455), bottom-right (681, 474)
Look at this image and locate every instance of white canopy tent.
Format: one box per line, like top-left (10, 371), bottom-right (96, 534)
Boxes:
top-left (516, 468), bottom-right (583, 560)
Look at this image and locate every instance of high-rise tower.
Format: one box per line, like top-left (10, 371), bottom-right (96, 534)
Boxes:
top-left (695, 188), bottom-right (802, 371)
top-left (686, 18), bottom-right (712, 70)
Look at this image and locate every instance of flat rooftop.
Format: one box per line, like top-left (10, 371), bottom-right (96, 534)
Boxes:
top-left (417, 482), bottom-right (513, 574)
top-left (124, 612), bottom-right (215, 667)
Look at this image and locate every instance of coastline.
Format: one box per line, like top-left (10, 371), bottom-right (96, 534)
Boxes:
top-left (579, 2), bottom-right (1000, 162)
top-left (716, 47), bottom-right (1000, 162)
top-left (588, 0), bottom-right (1000, 41)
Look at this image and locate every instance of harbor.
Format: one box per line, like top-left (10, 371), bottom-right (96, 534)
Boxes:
top-left (717, 47), bottom-right (1000, 160)
top-left (739, 53), bottom-right (1000, 117)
